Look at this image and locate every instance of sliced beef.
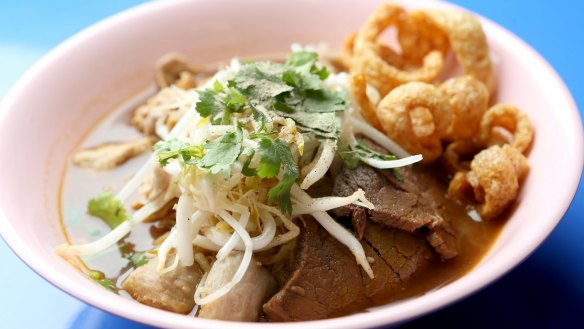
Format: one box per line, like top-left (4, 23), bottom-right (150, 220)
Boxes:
top-left (352, 207), bottom-right (367, 240)
top-left (332, 165), bottom-right (458, 259)
top-left (263, 217), bottom-right (370, 321)
top-left (122, 255), bottom-right (203, 314)
top-left (362, 221), bottom-right (435, 304)
top-left (263, 217), bottom-right (434, 321)
top-left (198, 252), bottom-right (278, 322)
top-left (332, 162), bottom-right (389, 198)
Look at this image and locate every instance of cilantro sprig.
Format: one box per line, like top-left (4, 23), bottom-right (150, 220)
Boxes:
top-left (200, 127), bottom-right (243, 177)
top-left (256, 138), bottom-right (299, 215)
top-left (338, 140), bottom-right (404, 180)
top-left (89, 271), bottom-right (117, 293)
top-left (150, 51), bottom-right (348, 214)
top-left (197, 51), bottom-right (347, 140)
top-left (153, 139), bottom-right (204, 166)
top-left (127, 252), bottom-right (149, 267)
top-left (153, 127), bottom-right (243, 179)
top-left (87, 191), bottom-right (129, 229)
top-left (338, 140), bottom-right (398, 169)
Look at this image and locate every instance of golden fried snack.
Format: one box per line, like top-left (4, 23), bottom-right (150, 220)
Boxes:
top-left (350, 72), bottom-right (383, 130)
top-left (353, 49), bottom-right (443, 97)
top-left (479, 104), bottom-right (533, 153)
top-left (342, 32), bottom-right (404, 70)
top-left (376, 82), bottom-right (452, 162)
top-left (409, 9), bottom-right (496, 96)
top-left (398, 10), bottom-right (449, 67)
top-left (341, 33), bottom-right (357, 69)
top-left (375, 43), bottom-right (405, 69)
top-left (352, 4), bottom-right (444, 96)
top-left (447, 171), bottom-right (476, 202)
top-left (440, 75), bottom-right (489, 141)
top-left (442, 139), bottom-right (483, 174)
top-left (448, 144), bottom-right (529, 220)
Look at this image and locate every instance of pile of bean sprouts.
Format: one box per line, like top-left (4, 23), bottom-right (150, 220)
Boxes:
top-left (57, 50), bottom-right (422, 305)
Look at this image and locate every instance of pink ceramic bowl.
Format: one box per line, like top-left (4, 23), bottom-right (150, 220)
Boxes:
top-left (0, 0), bottom-right (582, 328)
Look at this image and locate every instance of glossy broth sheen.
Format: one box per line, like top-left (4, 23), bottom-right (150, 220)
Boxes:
top-left (387, 195), bottom-right (504, 303)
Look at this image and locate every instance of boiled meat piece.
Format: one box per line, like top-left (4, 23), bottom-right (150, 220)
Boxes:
top-left (198, 252), bottom-right (278, 321)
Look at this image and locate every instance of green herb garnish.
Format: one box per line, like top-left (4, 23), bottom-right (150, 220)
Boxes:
top-left (127, 252), bottom-right (149, 267)
top-left (256, 138), bottom-right (299, 215)
top-left (339, 140), bottom-right (398, 169)
top-left (87, 191), bottom-right (128, 229)
top-left (338, 140), bottom-right (405, 179)
top-left (89, 271), bottom-right (117, 293)
top-left (200, 127), bottom-right (243, 177)
top-left (152, 51), bottom-right (348, 214)
top-left (153, 139), bottom-right (204, 166)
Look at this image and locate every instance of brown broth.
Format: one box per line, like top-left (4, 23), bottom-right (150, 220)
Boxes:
top-left (60, 86), bottom-right (160, 281)
top-left (59, 57), bottom-right (506, 318)
top-left (381, 196), bottom-right (504, 304)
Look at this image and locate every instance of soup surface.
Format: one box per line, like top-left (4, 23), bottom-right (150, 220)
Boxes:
top-left (57, 5), bottom-right (533, 320)
top-left (59, 75), bottom-right (504, 318)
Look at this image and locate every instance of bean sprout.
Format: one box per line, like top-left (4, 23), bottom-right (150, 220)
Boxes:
top-left (300, 139), bottom-right (336, 189)
top-left (194, 211), bottom-right (253, 305)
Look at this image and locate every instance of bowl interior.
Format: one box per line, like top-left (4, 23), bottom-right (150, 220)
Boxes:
top-left (0, 0), bottom-right (581, 328)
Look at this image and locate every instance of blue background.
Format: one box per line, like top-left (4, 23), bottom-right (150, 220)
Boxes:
top-left (0, 1), bottom-right (582, 328)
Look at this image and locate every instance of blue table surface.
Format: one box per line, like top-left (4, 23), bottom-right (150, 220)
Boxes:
top-left (0, 1), bottom-right (582, 328)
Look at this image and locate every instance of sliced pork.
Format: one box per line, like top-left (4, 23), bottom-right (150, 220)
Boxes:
top-left (198, 252), bottom-right (278, 322)
top-left (122, 255), bottom-right (203, 314)
top-left (72, 137), bottom-right (153, 171)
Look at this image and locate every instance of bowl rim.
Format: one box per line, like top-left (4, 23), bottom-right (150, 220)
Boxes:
top-left (0, 0), bottom-right (582, 328)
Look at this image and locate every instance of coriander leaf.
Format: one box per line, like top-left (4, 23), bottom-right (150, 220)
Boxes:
top-left (284, 52), bottom-right (325, 90)
top-left (338, 141), bottom-right (404, 179)
top-left (234, 63), bottom-right (293, 102)
top-left (391, 167), bottom-right (405, 181)
top-left (282, 70), bottom-right (303, 89)
top-left (286, 51), bottom-right (329, 84)
top-left (221, 87), bottom-right (249, 124)
top-left (277, 111), bottom-right (339, 139)
top-left (280, 89), bottom-right (346, 114)
top-left (351, 142), bottom-right (405, 181)
top-left (89, 271), bottom-right (117, 293)
top-left (301, 89), bottom-right (347, 113)
top-left (273, 100), bottom-right (296, 113)
top-left (283, 68), bottom-right (321, 90)
top-left (153, 139), bottom-right (204, 166)
top-left (128, 252), bottom-right (149, 267)
top-left (248, 130), bottom-right (278, 140)
top-left (201, 127), bottom-right (243, 177)
top-left (353, 141), bottom-right (398, 161)
top-left (256, 139), bottom-right (282, 179)
top-left (196, 88), bottom-right (224, 118)
top-left (257, 138), bottom-right (299, 214)
top-left (286, 51), bottom-right (319, 67)
top-left (225, 88), bottom-right (248, 109)
top-left (240, 149), bottom-right (257, 177)
top-left (311, 65), bottom-right (329, 80)
top-left (87, 192), bottom-right (128, 229)
top-left (213, 80), bottom-right (225, 92)
top-left (247, 103), bottom-right (268, 131)
top-left (337, 139), bottom-right (360, 169)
